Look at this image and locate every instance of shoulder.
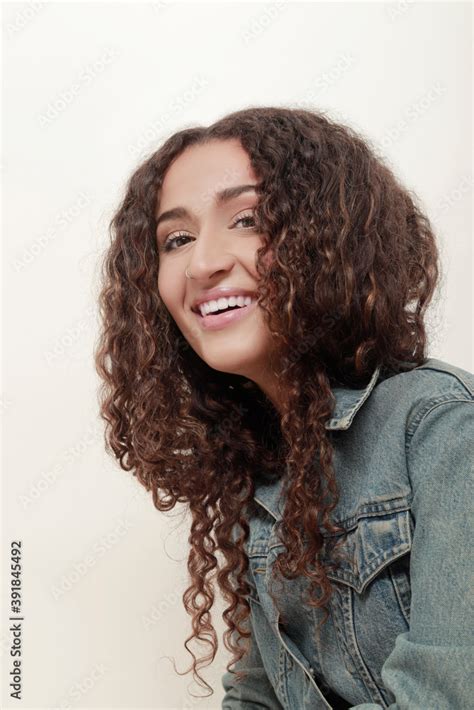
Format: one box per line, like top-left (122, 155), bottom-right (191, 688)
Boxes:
top-left (359, 358), bottom-right (474, 508)
top-left (359, 358), bottom-right (474, 450)
top-left (371, 357), bottom-right (474, 441)
top-left (389, 362), bottom-right (474, 522)
top-left (377, 357), bottom-right (474, 400)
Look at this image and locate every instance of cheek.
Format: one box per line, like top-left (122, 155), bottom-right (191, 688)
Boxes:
top-left (246, 236), bottom-right (273, 269)
top-left (157, 266), bottom-right (183, 315)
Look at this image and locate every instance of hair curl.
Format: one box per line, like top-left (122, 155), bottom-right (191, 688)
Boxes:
top-left (94, 106), bottom-right (441, 698)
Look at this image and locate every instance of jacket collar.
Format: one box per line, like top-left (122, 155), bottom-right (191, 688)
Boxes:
top-left (253, 364), bottom-right (382, 521)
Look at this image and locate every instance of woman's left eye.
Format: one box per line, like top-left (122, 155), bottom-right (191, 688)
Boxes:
top-left (232, 212), bottom-right (256, 229)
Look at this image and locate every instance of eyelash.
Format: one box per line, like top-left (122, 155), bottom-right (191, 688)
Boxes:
top-left (159, 212), bottom-right (256, 253)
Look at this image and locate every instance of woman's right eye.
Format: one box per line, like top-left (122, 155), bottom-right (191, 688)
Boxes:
top-left (160, 231), bottom-right (191, 252)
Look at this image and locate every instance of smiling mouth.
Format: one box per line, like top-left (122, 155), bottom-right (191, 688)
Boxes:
top-left (194, 303), bottom-right (244, 316)
top-left (192, 299), bottom-right (258, 330)
top-left (192, 295), bottom-right (257, 317)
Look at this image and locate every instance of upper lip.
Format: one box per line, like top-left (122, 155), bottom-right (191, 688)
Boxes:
top-left (191, 287), bottom-right (257, 312)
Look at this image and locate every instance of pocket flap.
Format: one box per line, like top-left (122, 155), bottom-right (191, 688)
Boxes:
top-left (322, 508), bottom-right (412, 594)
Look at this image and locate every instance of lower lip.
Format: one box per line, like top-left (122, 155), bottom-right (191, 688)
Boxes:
top-left (193, 300), bottom-right (258, 330)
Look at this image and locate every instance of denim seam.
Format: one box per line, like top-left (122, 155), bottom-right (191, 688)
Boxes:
top-left (277, 615), bottom-right (335, 709)
top-left (327, 543), bottom-right (412, 593)
top-left (343, 583), bottom-right (389, 708)
top-left (317, 496), bottom-right (412, 537)
top-left (388, 561), bottom-right (411, 627)
top-left (329, 585), bottom-right (363, 684)
top-left (417, 361), bottom-right (474, 397)
top-left (405, 395), bottom-right (473, 458)
top-left (277, 628), bottom-right (290, 707)
top-left (248, 593), bottom-right (263, 608)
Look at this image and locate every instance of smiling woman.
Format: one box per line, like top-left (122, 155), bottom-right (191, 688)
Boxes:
top-left (155, 139), bottom-right (281, 390)
top-left (94, 106), bottom-right (474, 709)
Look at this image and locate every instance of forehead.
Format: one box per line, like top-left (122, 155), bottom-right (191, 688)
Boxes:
top-left (158, 139), bottom-right (258, 210)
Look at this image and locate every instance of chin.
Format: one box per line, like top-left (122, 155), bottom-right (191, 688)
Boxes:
top-left (200, 352), bottom-right (257, 378)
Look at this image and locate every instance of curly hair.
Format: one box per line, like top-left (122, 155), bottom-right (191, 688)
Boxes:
top-left (94, 105), bottom-right (441, 698)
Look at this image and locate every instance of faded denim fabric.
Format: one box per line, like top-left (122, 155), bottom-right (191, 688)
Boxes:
top-left (221, 358), bottom-right (474, 709)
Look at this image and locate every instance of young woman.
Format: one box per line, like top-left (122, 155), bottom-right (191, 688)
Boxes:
top-left (94, 106), bottom-right (473, 709)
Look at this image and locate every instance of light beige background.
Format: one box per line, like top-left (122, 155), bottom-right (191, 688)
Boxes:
top-left (2, 0), bottom-right (472, 708)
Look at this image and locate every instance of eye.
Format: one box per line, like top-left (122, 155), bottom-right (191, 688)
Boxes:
top-left (159, 211), bottom-right (257, 253)
top-left (231, 211), bottom-right (256, 229)
top-left (159, 231), bottom-right (192, 253)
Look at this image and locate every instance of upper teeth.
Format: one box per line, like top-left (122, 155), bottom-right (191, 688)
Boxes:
top-left (198, 295), bottom-right (255, 316)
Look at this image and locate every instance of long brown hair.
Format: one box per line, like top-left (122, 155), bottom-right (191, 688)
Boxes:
top-left (94, 106), bottom-right (440, 697)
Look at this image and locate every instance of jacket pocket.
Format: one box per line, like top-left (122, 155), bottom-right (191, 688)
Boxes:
top-left (321, 502), bottom-right (413, 594)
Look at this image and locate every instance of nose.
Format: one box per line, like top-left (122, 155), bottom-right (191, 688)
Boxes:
top-left (185, 227), bottom-right (236, 281)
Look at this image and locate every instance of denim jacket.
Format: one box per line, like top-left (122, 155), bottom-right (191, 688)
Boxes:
top-left (221, 358), bottom-right (474, 709)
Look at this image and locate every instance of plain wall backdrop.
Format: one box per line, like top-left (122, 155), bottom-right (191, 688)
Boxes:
top-left (2, 0), bottom-right (472, 708)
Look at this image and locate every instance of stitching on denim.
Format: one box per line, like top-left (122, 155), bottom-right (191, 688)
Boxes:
top-left (405, 396), bottom-right (473, 458)
top-left (248, 594), bottom-right (263, 608)
top-left (321, 495), bottom-right (412, 534)
top-left (417, 360), bottom-right (474, 397)
top-left (388, 559), bottom-right (411, 627)
top-left (344, 583), bottom-right (389, 707)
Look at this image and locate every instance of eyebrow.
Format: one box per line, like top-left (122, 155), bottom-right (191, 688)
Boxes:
top-left (155, 183), bottom-right (259, 230)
